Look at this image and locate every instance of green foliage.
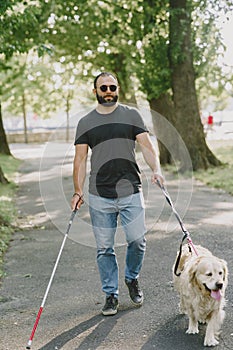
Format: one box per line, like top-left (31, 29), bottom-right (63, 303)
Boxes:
top-left (1, 0), bottom-right (232, 106)
top-left (0, 155), bottom-right (21, 180)
top-left (0, 188), bottom-right (16, 279)
top-left (0, 2), bottom-right (42, 59)
top-left (195, 140), bottom-right (233, 195)
top-left (1, 54), bottom-right (56, 119)
top-left (1, 0), bottom-right (233, 130)
top-left (1, 1), bottom-right (233, 93)
top-left (190, 1), bottom-right (233, 110)
top-left (0, 155), bottom-right (20, 279)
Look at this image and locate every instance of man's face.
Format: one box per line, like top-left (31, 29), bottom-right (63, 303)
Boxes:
top-left (94, 75), bottom-right (119, 106)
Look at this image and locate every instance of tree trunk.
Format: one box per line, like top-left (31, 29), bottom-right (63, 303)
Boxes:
top-left (0, 101), bottom-right (11, 155)
top-left (149, 93), bottom-right (175, 165)
top-left (22, 92), bottom-right (28, 144)
top-left (0, 165), bottom-right (9, 184)
top-left (66, 97), bottom-right (70, 143)
top-left (169, 0), bottom-right (221, 171)
top-left (111, 53), bottom-right (137, 104)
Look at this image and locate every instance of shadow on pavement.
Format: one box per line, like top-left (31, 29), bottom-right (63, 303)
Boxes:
top-left (141, 314), bottom-right (215, 350)
top-left (39, 309), bottom-right (133, 350)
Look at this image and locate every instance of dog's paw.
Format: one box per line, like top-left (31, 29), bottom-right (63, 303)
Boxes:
top-left (186, 326), bottom-right (199, 334)
top-left (186, 319), bottom-right (199, 334)
top-left (179, 308), bottom-right (185, 314)
top-left (204, 336), bottom-right (219, 347)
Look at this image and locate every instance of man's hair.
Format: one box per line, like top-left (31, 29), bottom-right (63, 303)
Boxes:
top-left (93, 72), bottom-right (118, 89)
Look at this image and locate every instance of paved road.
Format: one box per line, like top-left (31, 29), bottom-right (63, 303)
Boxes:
top-left (0, 142), bottom-right (233, 350)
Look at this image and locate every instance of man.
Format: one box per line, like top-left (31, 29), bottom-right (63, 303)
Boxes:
top-left (71, 72), bottom-right (164, 316)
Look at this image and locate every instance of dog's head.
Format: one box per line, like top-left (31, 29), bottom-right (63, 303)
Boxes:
top-left (189, 256), bottom-right (228, 300)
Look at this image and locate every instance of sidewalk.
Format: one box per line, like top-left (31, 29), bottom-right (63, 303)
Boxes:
top-left (0, 142), bottom-right (233, 350)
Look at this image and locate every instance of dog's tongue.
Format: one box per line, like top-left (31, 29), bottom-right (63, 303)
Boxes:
top-left (211, 290), bottom-right (221, 301)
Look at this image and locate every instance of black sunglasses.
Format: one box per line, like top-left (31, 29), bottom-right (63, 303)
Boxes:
top-left (99, 85), bottom-right (117, 92)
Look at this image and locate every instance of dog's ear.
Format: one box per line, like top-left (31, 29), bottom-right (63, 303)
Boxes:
top-left (188, 257), bottom-right (201, 284)
top-left (220, 259), bottom-right (228, 282)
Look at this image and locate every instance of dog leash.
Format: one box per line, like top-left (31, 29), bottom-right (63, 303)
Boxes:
top-left (156, 180), bottom-right (198, 276)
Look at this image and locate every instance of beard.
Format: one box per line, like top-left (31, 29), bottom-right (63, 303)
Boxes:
top-left (96, 93), bottom-right (118, 106)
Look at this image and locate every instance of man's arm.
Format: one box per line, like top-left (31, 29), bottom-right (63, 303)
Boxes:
top-left (71, 144), bottom-right (88, 210)
top-left (136, 132), bottom-right (164, 185)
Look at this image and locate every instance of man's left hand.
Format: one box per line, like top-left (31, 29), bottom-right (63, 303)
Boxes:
top-left (151, 173), bottom-right (165, 186)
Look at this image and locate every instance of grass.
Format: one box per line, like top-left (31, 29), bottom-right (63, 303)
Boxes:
top-left (194, 139), bottom-right (233, 195)
top-left (0, 155), bottom-right (21, 279)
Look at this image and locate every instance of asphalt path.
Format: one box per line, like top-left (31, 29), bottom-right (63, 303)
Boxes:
top-left (0, 142), bottom-right (233, 350)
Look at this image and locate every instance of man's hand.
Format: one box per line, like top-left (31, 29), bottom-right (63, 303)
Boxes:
top-left (151, 172), bottom-right (165, 186)
top-left (71, 193), bottom-right (84, 211)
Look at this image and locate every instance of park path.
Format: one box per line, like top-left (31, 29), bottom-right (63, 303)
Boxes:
top-left (0, 142), bottom-right (233, 350)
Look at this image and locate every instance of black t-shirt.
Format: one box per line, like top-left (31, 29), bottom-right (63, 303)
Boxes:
top-left (74, 104), bottom-right (148, 198)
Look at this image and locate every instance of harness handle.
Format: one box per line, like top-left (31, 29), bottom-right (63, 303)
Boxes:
top-left (173, 234), bottom-right (190, 276)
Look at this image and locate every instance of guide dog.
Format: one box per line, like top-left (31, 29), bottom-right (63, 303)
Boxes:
top-left (173, 244), bottom-right (228, 347)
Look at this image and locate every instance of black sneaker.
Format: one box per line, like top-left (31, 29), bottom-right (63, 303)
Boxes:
top-left (125, 278), bottom-right (143, 306)
top-left (102, 294), bottom-right (118, 316)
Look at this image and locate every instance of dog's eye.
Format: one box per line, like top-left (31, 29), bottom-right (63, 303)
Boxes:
top-left (206, 272), bottom-right (212, 277)
top-left (219, 271), bottom-right (223, 275)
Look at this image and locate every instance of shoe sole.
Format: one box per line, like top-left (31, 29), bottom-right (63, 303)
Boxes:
top-left (130, 298), bottom-right (143, 306)
top-left (102, 308), bottom-right (118, 316)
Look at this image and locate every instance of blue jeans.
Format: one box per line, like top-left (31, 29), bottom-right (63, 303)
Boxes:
top-left (89, 192), bottom-right (147, 297)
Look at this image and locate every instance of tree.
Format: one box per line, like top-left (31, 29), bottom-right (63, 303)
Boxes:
top-left (168, 0), bottom-right (221, 170)
top-left (2, 54), bottom-right (58, 143)
top-left (0, 101), bottom-right (10, 183)
top-left (0, 166), bottom-right (9, 184)
top-left (38, 1), bottom-right (138, 101)
top-left (134, 1), bottom-right (177, 165)
top-left (0, 102), bottom-right (11, 155)
top-left (131, 0), bottom-right (232, 169)
top-left (0, 0), bottom-right (51, 182)
top-left (1, 0), bottom-right (232, 172)
top-left (0, 0), bottom-right (49, 154)
top-left (193, 3), bottom-right (233, 112)
top-left (46, 0), bottom-right (229, 170)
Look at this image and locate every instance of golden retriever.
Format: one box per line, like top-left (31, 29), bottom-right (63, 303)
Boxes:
top-left (173, 244), bottom-right (228, 347)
